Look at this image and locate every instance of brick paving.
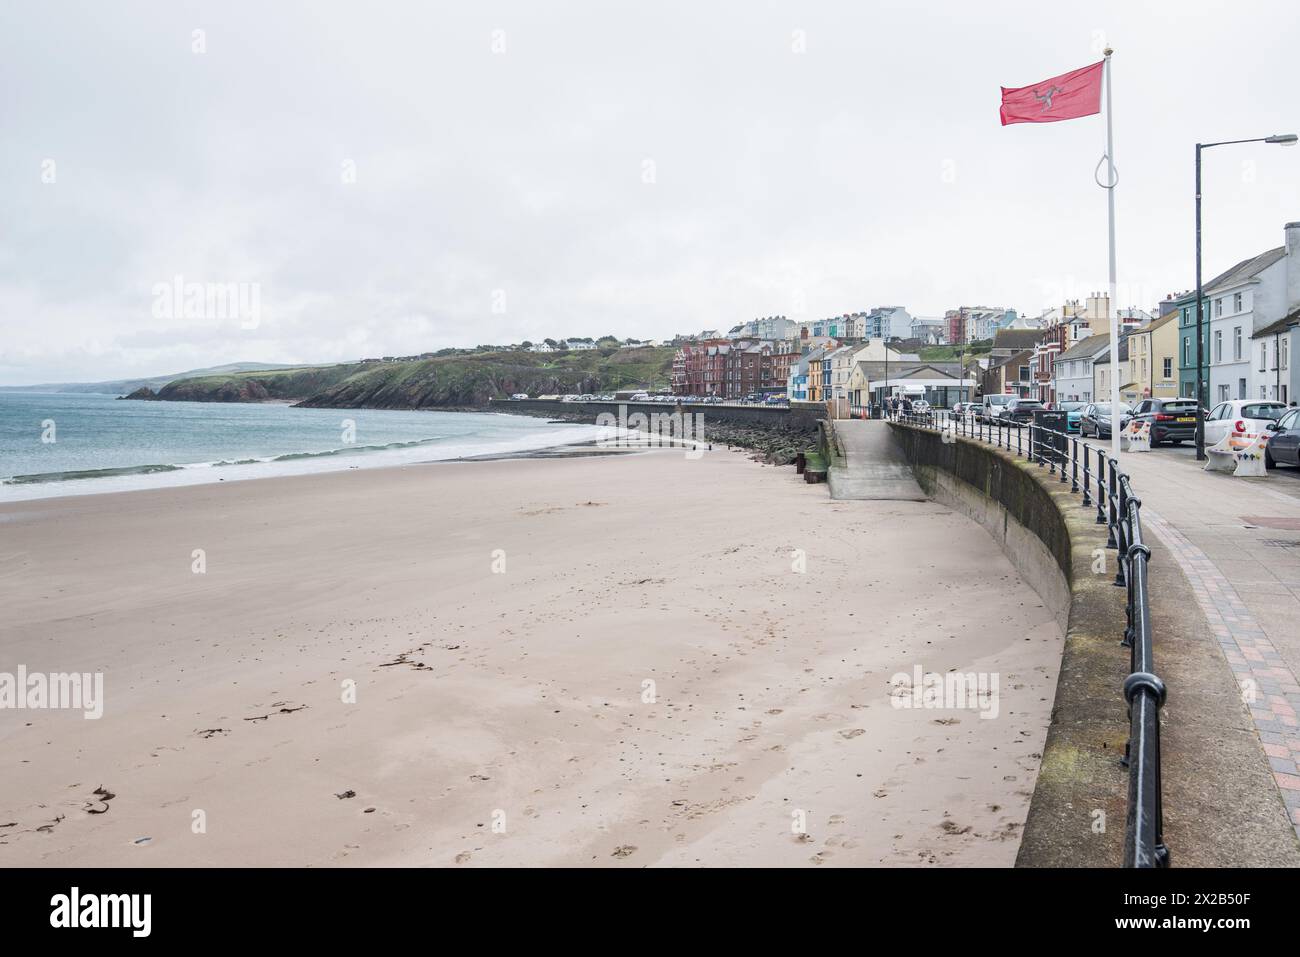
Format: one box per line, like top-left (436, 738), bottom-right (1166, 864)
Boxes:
top-left (1144, 510), bottom-right (1300, 839)
top-left (1093, 443), bottom-right (1300, 842)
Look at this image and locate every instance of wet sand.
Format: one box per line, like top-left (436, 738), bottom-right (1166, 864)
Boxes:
top-left (0, 448), bottom-right (1062, 866)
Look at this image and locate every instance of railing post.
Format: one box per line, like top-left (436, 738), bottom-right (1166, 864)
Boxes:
top-left (1081, 440), bottom-right (1092, 506)
top-left (1070, 436), bottom-right (1079, 492)
top-left (1106, 457), bottom-right (1118, 546)
top-left (1096, 448), bottom-right (1107, 525)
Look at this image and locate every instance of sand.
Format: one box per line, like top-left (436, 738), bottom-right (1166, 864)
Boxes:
top-left (0, 447), bottom-right (1062, 866)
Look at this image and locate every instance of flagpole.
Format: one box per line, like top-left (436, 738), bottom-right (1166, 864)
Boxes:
top-left (1103, 47), bottom-right (1120, 460)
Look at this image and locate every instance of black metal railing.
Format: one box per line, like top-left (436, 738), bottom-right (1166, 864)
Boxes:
top-left (885, 407), bottom-right (1169, 868)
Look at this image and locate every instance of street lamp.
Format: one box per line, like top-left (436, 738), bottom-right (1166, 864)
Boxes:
top-left (1194, 132), bottom-right (1298, 459)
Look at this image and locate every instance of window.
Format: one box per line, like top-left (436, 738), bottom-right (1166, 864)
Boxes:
top-left (1234, 293), bottom-right (1243, 312)
top-left (1182, 337), bottom-right (1190, 365)
top-left (1262, 386), bottom-right (1268, 399)
top-left (1219, 384), bottom-right (1230, 401)
top-left (1261, 342), bottom-right (1268, 372)
top-left (1215, 298), bottom-right (1223, 317)
top-left (1239, 378), bottom-right (1247, 399)
top-left (1284, 338), bottom-right (1290, 371)
top-left (1234, 327), bottom-right (1242, 361)
top-left (1163, 358), bottom-right (1172, 379)
top-left (1214, 330), bottom-right (1222, 362)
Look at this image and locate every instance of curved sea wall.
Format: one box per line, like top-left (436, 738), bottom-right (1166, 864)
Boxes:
top-left (887, 422), bottom-right (1130, 867)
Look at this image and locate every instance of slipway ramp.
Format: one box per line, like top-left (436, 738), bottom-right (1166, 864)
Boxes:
top-left (827, 420), bottom-right (926, 501)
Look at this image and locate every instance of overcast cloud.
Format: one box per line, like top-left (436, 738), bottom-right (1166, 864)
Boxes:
top-left (1, 0), bottom-right (1297, 384)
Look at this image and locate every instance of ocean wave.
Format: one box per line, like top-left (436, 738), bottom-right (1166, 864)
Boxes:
top-left (270, 437), bottom-right (442, 461)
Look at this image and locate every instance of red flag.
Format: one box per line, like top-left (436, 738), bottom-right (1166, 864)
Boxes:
top-left (1000, 61), bottom-right (1103, 126)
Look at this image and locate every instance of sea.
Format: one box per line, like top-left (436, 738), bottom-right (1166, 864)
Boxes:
top-left (0, 393), bottom-right (608, 502)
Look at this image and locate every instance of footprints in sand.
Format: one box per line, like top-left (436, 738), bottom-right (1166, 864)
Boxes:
top-left (611, 844), bottom-right (637, 858)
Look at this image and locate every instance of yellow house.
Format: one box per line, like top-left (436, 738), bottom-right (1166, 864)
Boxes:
top-left (808, 353), bottom-right (825, 402)
top-left (1148, 311), bottom-right (1180, 400)
top-left (1120, 312), bottom-right (1180, 404)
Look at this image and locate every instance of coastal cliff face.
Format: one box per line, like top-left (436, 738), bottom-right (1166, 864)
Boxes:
top-left (126, 348), bottom-right (675, 409)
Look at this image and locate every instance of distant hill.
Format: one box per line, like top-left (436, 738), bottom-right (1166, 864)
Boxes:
top-left (0, 362), bottom-right (328, 395)
top-left (121, 347), bottom-right (676, 409)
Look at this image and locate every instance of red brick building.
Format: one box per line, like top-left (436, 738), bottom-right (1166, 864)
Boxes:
top-left (672, 340), bottom-right (797, 398)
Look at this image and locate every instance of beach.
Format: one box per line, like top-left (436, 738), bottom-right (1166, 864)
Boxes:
top-left (0, 447), bottom-right (1062, 867)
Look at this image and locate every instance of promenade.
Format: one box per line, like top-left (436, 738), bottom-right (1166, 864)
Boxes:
top-left (1101, 444), bottom-right (1300, 849)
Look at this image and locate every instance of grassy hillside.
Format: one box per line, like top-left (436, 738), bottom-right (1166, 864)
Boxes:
top-left (148, 346), bottom-right (676, 408)
top-left (155, 364), bottom-right (365, 402)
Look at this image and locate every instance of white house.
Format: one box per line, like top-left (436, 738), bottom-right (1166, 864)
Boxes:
top-left (909, 316), bottom-right (946, 344)
top-left (565, 338), bottom-right (597, 351)
top-left (1053, 332), bottom-right (1110, 403)
top-left (1206, 244), bottom-right (1288, 403)
top-left (828, 345), bottom-right (858, 401)
top-left (1247, 222), bottom-right (1300, 403)
top-left (528, 342), bottom-right (555, 353)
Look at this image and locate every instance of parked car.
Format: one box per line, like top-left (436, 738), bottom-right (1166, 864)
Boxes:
top-left (1264, 408), bottom-right (1300, 468)
top-left (1127, 397), bottom-right (1202, 446)
top-left (1203, 400), bottom-right (1288, 448)
top-left (1000, 397), bottom-right (1043, 425)
top-left (1080, 402), bottom-right (1132, 438)
top-left (981, 394), bottom-right (1014, 422)
top-left (911, 399), bottom-right (932, 414)
top-left (1058, 401), bottom-right (1086, 433)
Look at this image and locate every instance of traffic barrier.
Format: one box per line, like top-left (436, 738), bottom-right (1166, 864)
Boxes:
top-left (1204, 431), bottom-right (1268, 477)
top-left (1122, 420), bottom-right (1151, 453)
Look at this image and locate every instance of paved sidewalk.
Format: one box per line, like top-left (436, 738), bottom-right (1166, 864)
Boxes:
top-left (1091, 443), bottom-right (1300, 843)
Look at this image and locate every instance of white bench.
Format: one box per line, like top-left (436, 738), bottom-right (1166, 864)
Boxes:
top-left (1204, 431), bottom-right (1268, 477)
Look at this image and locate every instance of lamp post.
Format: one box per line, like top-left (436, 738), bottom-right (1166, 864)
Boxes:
top-left (1194, 133), bottom-right (1297, 459)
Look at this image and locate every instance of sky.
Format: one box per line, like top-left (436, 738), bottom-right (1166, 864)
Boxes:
top-left (1, 0), bottom-right (1297, 385)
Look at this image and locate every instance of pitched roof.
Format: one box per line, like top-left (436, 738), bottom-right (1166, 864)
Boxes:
top-left (991, 329), bottom-right (1043, 351)
top-left (1056, 332), bottom-right (1111, 362)
top-left (1205, 246), bottom-right (1286, 294)
top-left (1254, 306), bottom-right (1300, 339)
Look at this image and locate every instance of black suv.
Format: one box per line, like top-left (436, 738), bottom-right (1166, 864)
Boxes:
top-left (1128, 397), bottom-right (1201, 446)
top-left (1004, 397), bottom-right (1043, 425)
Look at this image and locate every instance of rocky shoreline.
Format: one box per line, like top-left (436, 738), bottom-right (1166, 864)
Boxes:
top-left (501, 405), bottom-right (818, 466)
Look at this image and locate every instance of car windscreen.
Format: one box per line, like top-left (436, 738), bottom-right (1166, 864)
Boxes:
top-left (986, 395), bottom-right (1011, 405)
top-left (1242, 403), bottom-right (1286, 420)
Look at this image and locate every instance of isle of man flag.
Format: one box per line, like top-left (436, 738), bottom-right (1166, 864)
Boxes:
top-left (1000, 61), bottom-right (1103, 125)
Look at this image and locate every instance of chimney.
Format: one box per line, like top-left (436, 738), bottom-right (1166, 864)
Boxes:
top-left (1286, 222), bottom-right (1300, 312)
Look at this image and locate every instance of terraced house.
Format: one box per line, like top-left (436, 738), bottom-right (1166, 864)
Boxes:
top-left (1120, 311), bottom-right (1179, 404)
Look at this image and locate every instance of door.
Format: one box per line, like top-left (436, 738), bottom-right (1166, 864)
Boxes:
top-left (1204, 403), bottom-right (1230, 445)
top-left (1272, 410), bottom-right (1300, 465)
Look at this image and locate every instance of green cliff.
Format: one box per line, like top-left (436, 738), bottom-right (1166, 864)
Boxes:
top-left (136, 347), bottom-right (675, 409)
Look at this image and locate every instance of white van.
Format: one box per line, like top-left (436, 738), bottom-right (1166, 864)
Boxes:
top-left (981, 393), bottom-right (1014, 422)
